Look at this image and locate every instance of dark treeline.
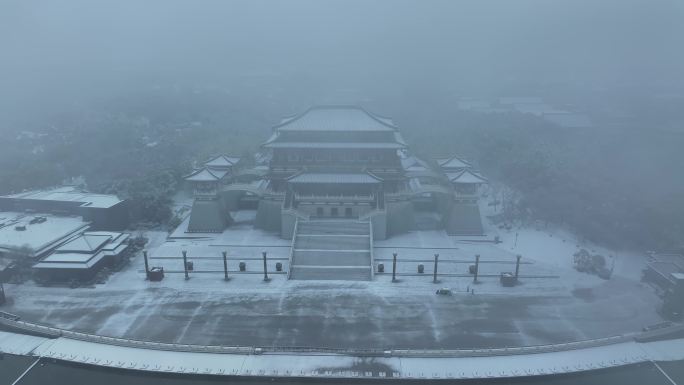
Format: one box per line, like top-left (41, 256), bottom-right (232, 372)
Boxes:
top-left (399, 106), bottom-right (684, 251)
top-left (0, 88), bottom-right (273, 224)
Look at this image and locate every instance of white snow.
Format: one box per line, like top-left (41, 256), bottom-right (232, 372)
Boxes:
top-left (3, 328), bottom-right (684, 379)
top-left (6, 186), bottom-right (122, 209)
top-left (0, 330), bottom-right (48, 355)
top-left (0, 212), bottom-right (89, 255)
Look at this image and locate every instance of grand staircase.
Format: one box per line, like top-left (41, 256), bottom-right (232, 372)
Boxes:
top-left (288, 219), bottom-right (373, 281)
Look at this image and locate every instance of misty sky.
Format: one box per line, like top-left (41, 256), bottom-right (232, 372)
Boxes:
top-left (1, 0), bottom-right (683, 116)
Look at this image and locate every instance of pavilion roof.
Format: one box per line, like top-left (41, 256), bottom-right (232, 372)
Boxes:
top-left (184, 168), bottom-right (224, 182)
top-left (204, 155), bottom-right (240, 169)
top-left (437, 155), bottom-right (472, 170)
top-left (448, 170), bottom-right (488, 184)
top-left (34, 232), bottom-right (129, 270)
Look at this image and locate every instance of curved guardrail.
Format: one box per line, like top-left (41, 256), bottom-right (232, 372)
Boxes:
top-left (0, 312), bottom-right (253, 354)
top-left (4, 310), bottom-right (681, 358)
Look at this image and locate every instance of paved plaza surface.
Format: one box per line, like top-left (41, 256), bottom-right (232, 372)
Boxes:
top-left (1, 209), bottom-right (665, 350)
top-left (3, 276), bottom-right (661, 349)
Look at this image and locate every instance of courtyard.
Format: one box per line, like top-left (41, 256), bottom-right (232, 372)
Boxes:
top-left (0, 208), bottom-right (664, 350)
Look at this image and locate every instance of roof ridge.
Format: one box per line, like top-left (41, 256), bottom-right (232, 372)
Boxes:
top-left (183, 168), bottom-right (206, 178)
top-left (271, 106), bottom-right (315, 130)
top-left (271, 105), bottom-right (397, 131)
top-left (83, 235), bottom-right (93, 250)
top-left (184, 167), bottom-right (221, 181)
top-left (205, 154), bottom-right (238, 166)
top-left (358, 106), bottom-right (397, 129)
top-left (449, 169), bottom-right (488, 183)
top-left (440, 155), bottom-right (472, 167)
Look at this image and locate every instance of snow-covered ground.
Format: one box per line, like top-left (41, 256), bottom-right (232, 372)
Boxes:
top-left (1, 209), bottom-right (664, 350)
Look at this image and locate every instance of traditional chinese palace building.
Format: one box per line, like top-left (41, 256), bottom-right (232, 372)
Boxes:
top-left (184, 106), bottom-right (486, 280)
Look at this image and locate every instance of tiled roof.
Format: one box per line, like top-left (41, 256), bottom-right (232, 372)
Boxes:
top-left (273, 106), bottom-right (396, 132)
top-left (184, 168), bottom-right (224, 182)
top-left (204, 155), bottom-right (240, 168)
top-left (55, 234), bottom-right (111, 253)
top-left (287, 172), bottom-right (382, 184)
top-left (448, 170), bottom-right (488, 184)
top-left (438, 156), bottom-right (472, 169)
top-left (263, 142), bottom-right (406, 149)
top-left (34, 232), bottom-right (130, 269)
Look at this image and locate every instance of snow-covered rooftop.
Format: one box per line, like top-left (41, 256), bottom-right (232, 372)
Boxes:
top-left (0, 212), bottom-right (89, 257)
top-left (437, 156), bottom-right (472, 170)
top-left (263, 141), bottom-right (406, 149)
top-left (39, 252), bottom-right (105, 265)
top-left (184, 168), bottom-right (224, 182)
top-left (204, 155), bottom-right (240, 169)
top-left (274, 106), bottom-right (396, 132)
top-left (448, 170), bottom-right (488, 184)
top-left (5, 186), bottom-right (123, 209)
top-left (287, 172), bottom-right (382, 184)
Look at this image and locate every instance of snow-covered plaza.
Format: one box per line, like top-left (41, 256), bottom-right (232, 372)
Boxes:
top-left (0, 205), bottom-right (665, 350)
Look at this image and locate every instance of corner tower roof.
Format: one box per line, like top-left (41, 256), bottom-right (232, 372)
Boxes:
top-left (437, 156), bottom-right (472, 170)
top-left (448, 170), bottom-right (488, 184)
top-left (184, 168), bottom-right (225, 182)
top-left (204, 155), bottom-right (240, 169)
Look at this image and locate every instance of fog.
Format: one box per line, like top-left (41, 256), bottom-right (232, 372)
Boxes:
top-left (2, 0), bottom-right (684, 116)
top-left (0, 0), bottom-right (683, 248)
top-left (3, 3), bottom-right (684, 381)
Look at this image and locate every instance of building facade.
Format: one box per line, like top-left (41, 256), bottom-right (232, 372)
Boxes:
top-left (184, 106), bottom-right (487, 240)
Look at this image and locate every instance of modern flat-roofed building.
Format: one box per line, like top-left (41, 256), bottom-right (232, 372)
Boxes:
top-left (0, 212), bottom-right (91, 281)
top-left (0, 186), bottom-right (128, 230)
top-left (0, 212), bottom-right (90, 259)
